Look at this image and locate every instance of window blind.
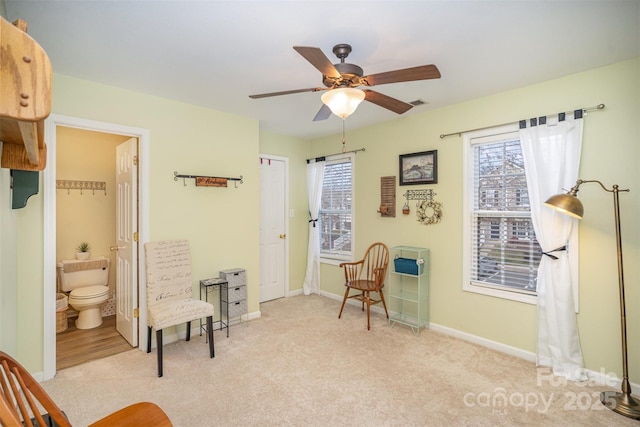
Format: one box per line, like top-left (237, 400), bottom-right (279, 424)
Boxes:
top-left (319, 158), bottom-right (352, 257)
top-left (470, 137), bottom-right (541, 293)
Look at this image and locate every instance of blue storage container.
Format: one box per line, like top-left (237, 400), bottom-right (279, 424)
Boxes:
top-left (394, 257), bottom-right (424, 275)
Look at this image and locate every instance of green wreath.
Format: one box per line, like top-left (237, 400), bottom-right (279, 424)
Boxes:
top-left (416, 199), bottom-right (443, 225)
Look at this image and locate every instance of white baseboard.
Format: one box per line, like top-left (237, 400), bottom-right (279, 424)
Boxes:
top-left (287, 288), bottom-right (304, 297)
top-left (319, 289), bottom-right (340, 301)
top-left (429, 322), bottom-right (536, 362)
top-left (243, 310), bottom-right (261, 321)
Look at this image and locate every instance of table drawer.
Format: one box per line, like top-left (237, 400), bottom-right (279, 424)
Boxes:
top-left (220, 268), bottom-right (246, 287)
top-left (228, 300), bottom-right (247, 319)
top-left (225, 285), bottom-right (247, 303)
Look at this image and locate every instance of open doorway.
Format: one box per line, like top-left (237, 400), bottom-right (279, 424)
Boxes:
top-left (42, 115), bottom-right (150, 380)
top-left (55, 127), bottom-right (131, 369)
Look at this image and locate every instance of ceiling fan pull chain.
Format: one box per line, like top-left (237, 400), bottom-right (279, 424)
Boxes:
top-left (342, 119), bottom-right (347, 153)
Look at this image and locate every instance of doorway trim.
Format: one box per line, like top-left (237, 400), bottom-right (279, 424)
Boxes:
top-left (43, 114), bottom-right (150, 380)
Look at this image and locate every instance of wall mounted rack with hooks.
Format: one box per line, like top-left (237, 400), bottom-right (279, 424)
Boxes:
top-left (173, 171), bottom-right (243, 188)
top-left (56, 180), bottom-right (106, 195)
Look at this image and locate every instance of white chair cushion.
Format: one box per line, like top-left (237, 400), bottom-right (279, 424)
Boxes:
top-left (148, 298), bottom-right (214, 331)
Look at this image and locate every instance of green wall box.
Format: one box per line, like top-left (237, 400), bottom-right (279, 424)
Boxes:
top-left (11, 170), bottom-right (39, 209)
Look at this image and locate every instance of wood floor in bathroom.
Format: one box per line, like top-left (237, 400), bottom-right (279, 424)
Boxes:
top-left (56, 315), bottom-right (133, 370)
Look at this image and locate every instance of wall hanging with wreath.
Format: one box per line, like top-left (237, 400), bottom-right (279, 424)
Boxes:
top-left (403, 189), bottom-right (443, 225)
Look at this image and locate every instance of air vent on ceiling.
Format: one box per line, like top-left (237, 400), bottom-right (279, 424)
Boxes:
top-left (409, 99), bottom-right (427, 106)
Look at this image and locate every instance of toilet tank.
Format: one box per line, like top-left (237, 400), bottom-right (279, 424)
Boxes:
top-left (57, 257), bottom-right (110, 292)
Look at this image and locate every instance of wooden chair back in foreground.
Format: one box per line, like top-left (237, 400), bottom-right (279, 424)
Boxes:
top-left (0, 351), bottom-right (172, 427)
top-left (145, 239), bottom-right (215, 377)
top-left (338, 242), bottom-right (390, 330)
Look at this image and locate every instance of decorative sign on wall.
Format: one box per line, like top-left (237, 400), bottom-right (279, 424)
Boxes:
top-left (195, 177), bottom-right (228, 187)
top-left (403, 189), bottom-right (443, 225)
top-left (173, 171), bottom-right (243, 188)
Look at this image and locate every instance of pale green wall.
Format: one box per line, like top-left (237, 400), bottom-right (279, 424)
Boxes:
top-left (258, 131), bottom-right (310, 293)
top-left (12, 74), bottom-right (260, 372)
top-left (0, 167), bottom-right (17, 356)
top-left (312, 58), bottom-right (640, 382)
top-left (15, 187), bottom-right (44, 368)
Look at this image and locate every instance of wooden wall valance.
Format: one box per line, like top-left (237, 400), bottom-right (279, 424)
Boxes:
top-left (0, 17), bottom-right (52, 171)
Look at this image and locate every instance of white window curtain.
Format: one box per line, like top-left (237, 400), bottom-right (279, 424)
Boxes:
top-left (519, 113), bottom-right (586, 381)
top-left (302, 159), bottom-right (325, 295)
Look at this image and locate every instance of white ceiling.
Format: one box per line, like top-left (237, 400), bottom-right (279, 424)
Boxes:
top-left (5, 1), bottom-right (639, 139)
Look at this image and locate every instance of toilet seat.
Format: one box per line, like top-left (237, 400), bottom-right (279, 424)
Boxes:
top-left (67, 285), bottom-right (109, 330)
top-left (70, 285), bottom-right (109, 300)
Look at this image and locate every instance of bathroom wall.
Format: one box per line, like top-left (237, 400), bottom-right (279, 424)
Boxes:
top-left (56, 126), bottom-right (130, 298)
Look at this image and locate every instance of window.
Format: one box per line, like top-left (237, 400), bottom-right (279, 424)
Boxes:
top-left (463, 126), bottom-right (541, 303)
top-left (318, 153), bottom-right (354, 263)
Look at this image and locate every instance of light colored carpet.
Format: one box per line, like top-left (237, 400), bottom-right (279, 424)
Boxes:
top-left (42, 295), bottom-right (635, 426)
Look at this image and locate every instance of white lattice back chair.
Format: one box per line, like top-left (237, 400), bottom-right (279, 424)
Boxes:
top-left (145, 240), bottom-right (215, 377)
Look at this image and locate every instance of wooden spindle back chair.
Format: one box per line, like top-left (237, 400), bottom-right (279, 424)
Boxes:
top-left (0, 351), bottom-right (172, 426)
top-left (338, 242), bottom-right (390, 330)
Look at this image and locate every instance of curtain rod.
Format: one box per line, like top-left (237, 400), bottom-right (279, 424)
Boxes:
top-left (439, 103), bottom-right (605, 139)
top-left (306, 147), bottom-right (365, 163)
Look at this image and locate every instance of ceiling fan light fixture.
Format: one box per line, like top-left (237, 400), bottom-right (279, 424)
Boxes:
top-left (321, 88), bottom-right (365, 119)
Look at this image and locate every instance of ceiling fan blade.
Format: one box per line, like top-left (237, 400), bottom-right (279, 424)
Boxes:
top-left (249, 87), bottom-right (325, 99)
top-left (363, 90), bottom-right (413, 114)
top-left (293, 46), bottom-right (341, 79)
top-left (313, 104), bottom-right (332, 121)
top-left (363, 64), bottom-right (441, 86)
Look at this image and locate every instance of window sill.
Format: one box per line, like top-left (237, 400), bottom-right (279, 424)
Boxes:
top-left (463, 281), bottom-right (537, 305)
top-left (321, 256), bottom-right (351, 266)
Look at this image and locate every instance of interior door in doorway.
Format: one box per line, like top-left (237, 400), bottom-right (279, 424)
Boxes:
top-left (115, 138), bottom-right (138, 346)
top-left (259, 156), bottom-right (287, 302)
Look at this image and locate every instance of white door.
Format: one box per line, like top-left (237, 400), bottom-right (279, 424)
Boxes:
top-left (259, 156), bottom-right (287, 302)
top-left (115, 138), bottom-right (138, 346)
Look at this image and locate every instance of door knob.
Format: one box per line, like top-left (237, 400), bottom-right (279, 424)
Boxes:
top-left (279, 234), bottom-right (286, 239)
top-left (110, 245), bottom-right (125, 251)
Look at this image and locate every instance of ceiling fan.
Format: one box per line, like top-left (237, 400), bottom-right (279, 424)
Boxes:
top-left (249, 43), bottom-right (441, 121)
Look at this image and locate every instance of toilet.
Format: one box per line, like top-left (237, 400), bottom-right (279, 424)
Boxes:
top-left (57, 257), bottom-right (110, 330)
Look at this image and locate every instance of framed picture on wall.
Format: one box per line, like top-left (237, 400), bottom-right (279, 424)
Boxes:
top-left (399, 150), bottom-right (438, 185)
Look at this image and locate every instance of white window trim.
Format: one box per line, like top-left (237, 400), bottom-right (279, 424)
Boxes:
top-left (462, 124), bottom-right (536, 304)
top-left (320, 152), bottom-right (355, 265)
top-left (462, 124), bottom-right (580, 309)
